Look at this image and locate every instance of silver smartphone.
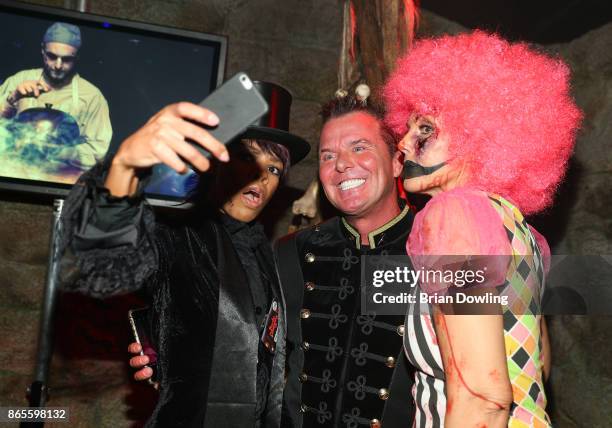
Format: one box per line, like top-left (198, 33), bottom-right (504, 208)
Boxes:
top-left (128, 307), bottom-right (158, 385)
top-left (192, 72), bottom-right (269, 157)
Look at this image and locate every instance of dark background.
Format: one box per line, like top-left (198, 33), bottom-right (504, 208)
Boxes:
top-left (0, 0), bottom-right (610, 427)
top-left (423, 0), bottom-right (612, 43)
top-left (0, 4), bottom-right (223, 200)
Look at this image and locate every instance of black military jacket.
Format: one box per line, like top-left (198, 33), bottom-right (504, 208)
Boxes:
top-left (59, 164), bottom-right (287, 428)
top-left (277, 205), bottom-right (416, 428)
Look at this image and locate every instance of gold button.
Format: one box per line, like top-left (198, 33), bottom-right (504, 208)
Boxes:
top-left (299, 373), bottom-right (308, 382)
top-left (396, 325), bottom-right (405, 336)
top-left (385, 356), bottom-right (396, 368)
top-left (378, 388), bottom-right (389, 400)
top-left (302, 341), bottom-right (310, 351)
top-left (300, 309), bottom-right (311, 319)
top-left (314, 225), bottom-right (320, 232)
top-left (300, 404), bottom-right (307, 412)
top-left (370, 419), bottom-right (381, 428)
top-left (305, 281), bottom-right (315, 291)
top-left (305, 252), bottom-right (315, 263)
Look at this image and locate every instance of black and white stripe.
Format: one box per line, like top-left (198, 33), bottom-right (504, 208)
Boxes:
top-left (404, 287), bottom-right (446, 428)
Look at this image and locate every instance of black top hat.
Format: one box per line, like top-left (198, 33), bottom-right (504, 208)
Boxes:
top-left (241, 81), bottom-right (310, 165)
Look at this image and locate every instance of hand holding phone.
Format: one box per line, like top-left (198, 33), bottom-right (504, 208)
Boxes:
top-left (105, 101), bottom-right (227, 197)
top-left (128, 308), bottom-right (158, 387)
top-left (105, 72), bottom-right (267, 197)
top-left (190, 72), bottom-right (269, 157)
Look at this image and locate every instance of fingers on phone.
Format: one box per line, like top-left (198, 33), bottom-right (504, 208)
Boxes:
top-left (165, 132), bottom-right (211, 172)
top-left (177, 116), bottom-right (229, 163)
top-left (179, 145), bottom-right (211, 173)
top-left (171, 103), bottom-right (229, 163)
top-left (128, 342), bottom-right (142, 354)
top-left (174, 102), bottom-right (219, 126)
top-left (134, 366), bottom-right (153, 381)
top-left (151, 136), bottom-right (189, 174)
top-left (129, 355), bottom-right (149, 368)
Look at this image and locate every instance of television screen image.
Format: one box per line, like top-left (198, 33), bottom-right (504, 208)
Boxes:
top-left (0, 1), bottom-right (226, 205)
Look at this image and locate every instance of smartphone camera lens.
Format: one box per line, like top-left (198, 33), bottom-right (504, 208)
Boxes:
top-left (239, 74), bottom-right (253, 89)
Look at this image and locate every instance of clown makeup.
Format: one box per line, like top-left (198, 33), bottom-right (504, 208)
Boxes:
top-left (398, 114), bottom-right (467, 196)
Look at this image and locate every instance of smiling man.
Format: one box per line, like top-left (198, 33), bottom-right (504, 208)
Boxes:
top-left (318, 109), bottom-right (403, 238)
top-left (0, 22), bottom-right (112, 169)
top-left (277, 93), bottom-right (416, 428)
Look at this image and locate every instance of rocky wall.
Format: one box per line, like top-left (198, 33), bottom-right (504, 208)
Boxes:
top-left (0, 2), bottom-right (610, 427)
top-left (0, 1), bottom-right (340, 426)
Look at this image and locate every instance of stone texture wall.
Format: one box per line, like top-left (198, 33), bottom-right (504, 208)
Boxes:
top-left (0, 1), bottom-right (341, 426)
top-left (0, 2), bottom-right (610, 427)
top-left (541, 22), bottom-right (612, 428)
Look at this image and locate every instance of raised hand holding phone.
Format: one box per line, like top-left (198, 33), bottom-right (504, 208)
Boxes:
top-left (193, 72), bottom-right (269, 154)
top-left (104, 72), bottom-right (267, 197)
top-left (105, 101), bottom-right (227, 197)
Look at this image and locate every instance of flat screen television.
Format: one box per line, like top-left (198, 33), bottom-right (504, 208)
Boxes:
top-left (0, 0), bottom-right (226, 206)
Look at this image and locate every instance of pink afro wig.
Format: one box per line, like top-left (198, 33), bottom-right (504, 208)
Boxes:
top-left (383, 31), bottom-right (582, 214)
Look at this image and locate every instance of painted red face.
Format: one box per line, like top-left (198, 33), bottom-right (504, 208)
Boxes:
top-left (318, 112), bottom-right (402, 220)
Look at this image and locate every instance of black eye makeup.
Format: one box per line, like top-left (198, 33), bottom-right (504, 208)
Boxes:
top-left (416, 137), bottom-right (429, 155)
top-left (419, 124), bottom-right (433, 134)
top-left (415, 120), bottom-right (436, 156)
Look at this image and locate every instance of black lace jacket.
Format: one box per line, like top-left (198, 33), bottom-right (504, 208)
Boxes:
top-left (59, 163), bottom-right (286, 428)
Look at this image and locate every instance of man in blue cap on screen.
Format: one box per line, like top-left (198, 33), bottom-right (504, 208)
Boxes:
top-left (0, 22), bottom-right (112, 170)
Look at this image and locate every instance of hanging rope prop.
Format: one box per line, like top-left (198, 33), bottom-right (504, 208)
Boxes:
top-left (290, 0), bottom-right (419, 230)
